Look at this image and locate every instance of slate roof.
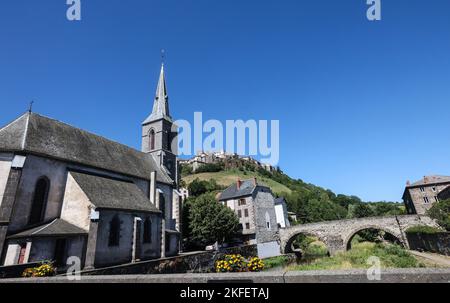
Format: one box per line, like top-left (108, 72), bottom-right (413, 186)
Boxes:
top-left (70, 172), bottom-right (161, 213)
top-left (143, 64), bottom-right (172, 124)
top-left (274, 197), bottom-right (286, 205)
top-left (409, 175), bottom-right (450, 187)
top-left (8, 219), bottom-right (87, 239)
top-left (218, 179), bottom-right (269, 201)
top-left (0, 112), bottom-right (173, 184)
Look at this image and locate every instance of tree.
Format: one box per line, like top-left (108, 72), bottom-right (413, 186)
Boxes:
top-left (188, 193), bottom-right (239, 246)
top-left (427, 199), bottom-right (450, 231)
top-left (349, 203), bottom-right (375, 218)
top-left (188, 178), bottom-right (221, 197)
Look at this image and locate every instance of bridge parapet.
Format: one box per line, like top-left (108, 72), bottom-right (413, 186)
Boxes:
top-left (279, 215), bottom-right (437, 255)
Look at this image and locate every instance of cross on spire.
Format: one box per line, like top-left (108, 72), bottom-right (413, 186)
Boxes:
top-left (28, 100), bottom-right (34, 113)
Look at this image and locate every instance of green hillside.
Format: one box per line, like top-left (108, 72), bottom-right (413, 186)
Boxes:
top-left (182, 169), bottom-right (292, 196)
top-left (180, 162), bottom-right (406, 224)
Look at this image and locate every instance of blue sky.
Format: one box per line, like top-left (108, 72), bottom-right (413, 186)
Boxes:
top-left (1, 0), bottom-right (450, 202)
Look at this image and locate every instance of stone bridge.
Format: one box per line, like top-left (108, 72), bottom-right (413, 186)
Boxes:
top-left (279, 215), bottom-right (438, 255)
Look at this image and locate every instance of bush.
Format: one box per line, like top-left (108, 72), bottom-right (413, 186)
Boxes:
top-left (215, 254), bottom-right (247, 273)
top-left (405, 225), bottom-right (443, 234)
top-left (247, 257), bottom-right (265, 272)
top-left (195, 163), bottom-right (224, 174)
top-left (22, 262), bottom-right (56, 278)
top-left (427, 199), bottom-right (450, 231)
top-left (215, 254), bottom-right (264, 273)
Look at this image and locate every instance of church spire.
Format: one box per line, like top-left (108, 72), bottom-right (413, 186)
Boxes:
top-left (143, 63), bottom-right (172, 124)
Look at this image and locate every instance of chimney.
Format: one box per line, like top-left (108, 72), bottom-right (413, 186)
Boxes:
top-left (237, 179), bottom-right (242, 190)
top-left (406, 180), bottom-right (411, 186)
top-left (253, 177), bottom-right (257, 186)
top-left (424, 176), bottom-right (429, 183)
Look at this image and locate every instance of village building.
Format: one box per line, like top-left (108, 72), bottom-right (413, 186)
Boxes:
top-left (274, 197), bottom-right (290, 228)
top-left (218, 178), bottom-right (290, 259)
top-left (403, 175), bottom-right (450, 215)
top-left (181, 151), bottom-right (279, 173)
top-left (0, 64), bottom-right (182, 269)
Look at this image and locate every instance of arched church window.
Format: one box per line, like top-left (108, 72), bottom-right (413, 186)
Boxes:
top-left (149, 129), bottom-right (156, 151)
top-left (143, 217), bottom-right (152, 243)
top-left (108, 215), bottom-right (121, 247)
top-left (29, 177), bottom-right (50, 225)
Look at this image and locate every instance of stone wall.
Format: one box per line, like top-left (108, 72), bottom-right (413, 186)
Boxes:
top-left (280, 215), bottom-right (439, 255)
top-left (0, 262), bottom-right (41, 279)
top-left (407, 232), bottom-right (450, 256)
top-left (82, 245), bottom-right (258, 276)
top-left (94, 210), bottom-right (162, 267)
top-left (405, 183), bottom-right (450, 215)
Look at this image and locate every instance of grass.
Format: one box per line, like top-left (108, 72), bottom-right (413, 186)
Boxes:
top-left (263, 256), bottom-right (293, 270)
top-left (303, 240), bottom-right (329, 256)
top-left (405, 225), bottom-right (443, 234)
top-left (288, 242), bottom-right (425, 271)
top-left (182, 169), bottom-right (292, 195)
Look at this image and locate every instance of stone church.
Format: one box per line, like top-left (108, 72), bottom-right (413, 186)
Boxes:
top-left (0, 64), bottom-right (182, 269)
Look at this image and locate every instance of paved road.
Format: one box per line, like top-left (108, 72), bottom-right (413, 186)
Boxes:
top-left (409, 251), bottom-right (450, 267)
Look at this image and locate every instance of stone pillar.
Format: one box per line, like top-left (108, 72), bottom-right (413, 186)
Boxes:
top-left (0, 224), bottom-right (7, 263)
top-left (0, 168), bottom-right (22, 222)
top-left (132, 217), bottom-right (142, 263)
top-left (0, 167), bottom-right (23, 261)
top-left (149, 171), bottom-right (156, 205)
top-left (326, 235), bottom-right (345, 256)
top-left (84, 219), bottom-right (99, 270)
top-left (160, 219), bottom-right (166, 259)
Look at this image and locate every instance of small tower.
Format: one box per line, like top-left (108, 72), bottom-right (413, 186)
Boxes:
top-left (142, 64), bottom-right (178, 181)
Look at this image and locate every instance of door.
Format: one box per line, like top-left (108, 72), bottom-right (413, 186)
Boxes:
top-left (17, 244), bottom-right (27, 264)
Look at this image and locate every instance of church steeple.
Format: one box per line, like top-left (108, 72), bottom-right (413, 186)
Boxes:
top-left (143, 64), bottom-right (172, 124)
top-left (141, 63), bottom-right (178, 181)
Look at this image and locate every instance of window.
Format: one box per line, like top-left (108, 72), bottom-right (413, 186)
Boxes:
top-left (423, 197), bottom-right (430, 204)
top-left (245, 223), bottom-right (250, 230)
top-left (432, 186), bottom-right (437, 192)
top-left (244, 209), bottom-right (249, 217)
top-left (238, 199), bottom-right (246, 206)
top-left (434, 196), bottom-right (439, 203)
top-left (29, 177), bottom-right (50, 225)
top-left (265, 212), bottom-right (271, 230)
top-left (237, 210), bottom-right (242, 218)
top-left (143, 218), bottom-right (152, 243)
top-left (420, 187), bottom-right (425, 193)
top-left (149, 129), bottom-right (156, 151)
top-left (108, 215), bottom-right (121, 247)
top-left (159, 193), bottom-right (166, 214)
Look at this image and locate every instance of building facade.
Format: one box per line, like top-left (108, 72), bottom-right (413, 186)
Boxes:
top-left (218, 178), bottom-right (289, 259)
top-left (403, 175), bottom-right (450, 215)
top-left (0, 64), bottom-right (181, 269)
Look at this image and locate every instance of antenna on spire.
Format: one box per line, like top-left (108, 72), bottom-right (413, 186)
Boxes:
top-left (161, 48), bottom-right (166, 65)
top-left (28, 100), bottom-right (34, 113)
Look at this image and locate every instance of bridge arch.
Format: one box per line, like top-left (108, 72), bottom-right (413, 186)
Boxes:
top-left (344, 226), bottom-right (405, 250)
top-left (283, 231), bottom-right (330, 256)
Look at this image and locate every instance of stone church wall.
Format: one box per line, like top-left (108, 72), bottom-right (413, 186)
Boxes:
top-left (8, 154), bottom-right (152, 234)
top-left (95, 210), bottom-right (161, 267)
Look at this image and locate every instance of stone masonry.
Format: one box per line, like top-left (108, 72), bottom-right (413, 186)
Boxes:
top-left (279, 215), bottom-right (438, 255)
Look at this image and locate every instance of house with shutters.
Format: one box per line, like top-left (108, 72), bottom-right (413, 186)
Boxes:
top-left (0, 64), bottom-right (182, 269)
top-left (218, 178), bottom-right (290, 259)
